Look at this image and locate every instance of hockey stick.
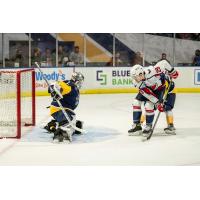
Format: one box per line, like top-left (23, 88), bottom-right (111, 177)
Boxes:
top-left (143, 79), bottom-right (173, 141)
top-left (35, 62), bottom-right (86, 133)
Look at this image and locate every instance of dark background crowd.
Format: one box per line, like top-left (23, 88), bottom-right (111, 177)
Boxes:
top-left (1, 33), bottom-right (200, 68)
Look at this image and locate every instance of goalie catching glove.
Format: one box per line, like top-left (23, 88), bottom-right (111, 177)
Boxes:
top-left (48, 82), bottom-right (63, 100)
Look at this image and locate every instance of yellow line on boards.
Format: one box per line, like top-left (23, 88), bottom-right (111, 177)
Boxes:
top-left (35, 88), bottom-right (200, 96)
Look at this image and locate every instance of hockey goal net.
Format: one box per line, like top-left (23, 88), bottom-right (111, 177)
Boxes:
top-left (0, 69), bottom-right (35, 138)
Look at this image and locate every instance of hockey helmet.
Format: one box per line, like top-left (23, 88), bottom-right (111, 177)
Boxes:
top-left (130, 64), bottom-right (144, 79)
top-left (71, 72), bottom-right (84, 89)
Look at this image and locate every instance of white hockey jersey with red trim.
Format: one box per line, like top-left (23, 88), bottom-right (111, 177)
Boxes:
top-left (132, 60), bottom-right (174, 103)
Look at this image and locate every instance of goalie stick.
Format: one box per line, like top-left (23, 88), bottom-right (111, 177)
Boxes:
top-left (35, 62), bottom-right (86, 134)
top-left (142, 79), bottom-right (173, 141)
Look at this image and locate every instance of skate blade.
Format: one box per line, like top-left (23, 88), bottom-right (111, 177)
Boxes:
top-left (164, 130), bottom-right (176, 135)
top-left (128, 130), bottom-right (142, 136)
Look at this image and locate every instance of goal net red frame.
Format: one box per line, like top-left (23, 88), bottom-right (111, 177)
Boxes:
top-left (0, 69), bottom-right (36, 139)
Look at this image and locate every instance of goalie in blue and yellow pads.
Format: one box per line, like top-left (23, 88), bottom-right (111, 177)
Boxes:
top-left (44, 72), bottom-right (84, 142)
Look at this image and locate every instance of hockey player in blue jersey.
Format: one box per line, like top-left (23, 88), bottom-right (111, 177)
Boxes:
top-left (44, 72), bottom-right (84, 142)
top-left (128, 60), bottom-right (179, 136)
top-left (162, 76), bottom-right (177, 134)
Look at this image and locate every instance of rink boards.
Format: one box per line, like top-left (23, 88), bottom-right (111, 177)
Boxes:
top-left (2, 66), bottom-right (196, 96)
top-left (33, 66), bottom-right (200, 95)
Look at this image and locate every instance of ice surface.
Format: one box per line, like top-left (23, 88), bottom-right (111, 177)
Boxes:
top-left (0, 93), bottom-right (200, 165)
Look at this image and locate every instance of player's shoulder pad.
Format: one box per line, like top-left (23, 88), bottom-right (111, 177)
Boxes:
top-left (58, 80), bottom-right (72, 95)
top-left (156, 60), bottom-right (173, 72)
top-left (144, 66), bottom-right (155, 78)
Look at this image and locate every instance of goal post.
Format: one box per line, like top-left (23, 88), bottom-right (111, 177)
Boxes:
top-left (0, 69), bottom-right (36, 139)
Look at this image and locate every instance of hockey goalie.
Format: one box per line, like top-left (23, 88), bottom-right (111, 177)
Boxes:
top-left (44, 72), bottom-right (84, 142)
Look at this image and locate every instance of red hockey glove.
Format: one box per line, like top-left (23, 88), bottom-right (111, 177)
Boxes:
top-left (169, 70), bottom-right (179, 79)
top-left (156, 103), bottom-right (165, 112)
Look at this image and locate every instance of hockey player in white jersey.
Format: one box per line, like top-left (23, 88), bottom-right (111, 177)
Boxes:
top-left (128, 60), bottom-right (179, 136)
top-left (140, 73), bottom-right (177, 134)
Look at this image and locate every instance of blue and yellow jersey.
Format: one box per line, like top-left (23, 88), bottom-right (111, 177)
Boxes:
top-left (49, 80), bottom-right (80, 115)
top-left (164, 76), bottom-right (176, 94)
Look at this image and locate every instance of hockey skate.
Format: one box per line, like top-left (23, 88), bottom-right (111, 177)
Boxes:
top-left (164, 124), bottom-right (176, 135)
top-left (128, 123), bottom-right (142, 136)
top-left (53, 128), bottom-right (64, 143)
top-left (62, 126), bottom-right (73, 142)
top-left (44, 119), bottom-right (57, 133)
top-left (142, 124), bottom-right (152, 137)
top-left (53, 127), bottom-right (73, 143)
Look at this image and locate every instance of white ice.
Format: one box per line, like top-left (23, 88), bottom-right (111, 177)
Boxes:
top-left (0, 93), bottom-right (200, 165)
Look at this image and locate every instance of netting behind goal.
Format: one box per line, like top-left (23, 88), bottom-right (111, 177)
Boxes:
top-left (0, 69), bottom-right (35, 138)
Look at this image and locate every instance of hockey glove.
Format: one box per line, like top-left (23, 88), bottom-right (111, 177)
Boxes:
top-left (51, 91), bottom-right (62, 100)
top-left (169, 69), bottom-right (179, 79)
top-left (156, 102), bottom-right (165, 112)
top-left (49, 83), bottom-right (63, 100)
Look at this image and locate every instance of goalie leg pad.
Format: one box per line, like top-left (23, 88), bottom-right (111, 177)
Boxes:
top-left (53, 125), bottom-right (74, 142)
top-left (52, 110), bottom-right (77, 141)
top-left (60, 126), bottom-right (74, 142)
top-left (52, 110), bottom-right (74, 123)
top-left (53, 128), bottom-right (64, 142)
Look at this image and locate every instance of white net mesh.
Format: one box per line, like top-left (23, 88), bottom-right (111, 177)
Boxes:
top-left (0, 69), bottom-right (35, 138)
top-left (0, 72), bottom-right (17, 137)
top-left (21, 71), bottom-right (33, 126)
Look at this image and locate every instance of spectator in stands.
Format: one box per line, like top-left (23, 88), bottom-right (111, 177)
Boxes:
top-left (165, 33), bottom-right (173, 37)
top-left (157, 53), bottom-right (170, 63)
top-left (5, 58), bottom-right (12, 67)
top-left (41, 48), bottom-right (55, 67)
top-left (132, 51), bottom-right (143, 65)
top-left (31, 47), bottom-right (41, 66)
top-left (176, 33), bottom-right (192, 40)
top-left (106, 57), bottom-right (114, 66)
top-left (69, 46), bottom-right (83, 65)
top-left (58, 45), bottom-right (69, 67)
top-left (192, 49), bottom-right (200, 66)
top-left (12, 49), bottom-right (25, 67)
top-left (191, 33), bottom-right (200, 41)
top-left (115, 52), bottom-right (123, 66)
top-left (106, 52), bottom-right (123, 66)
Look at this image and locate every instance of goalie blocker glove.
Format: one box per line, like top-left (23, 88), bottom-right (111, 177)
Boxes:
top-left (48, 82), bottom-right (63, 100)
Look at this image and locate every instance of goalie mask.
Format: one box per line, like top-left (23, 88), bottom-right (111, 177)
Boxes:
top-left (71, 72), bottom-right (84, 89)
